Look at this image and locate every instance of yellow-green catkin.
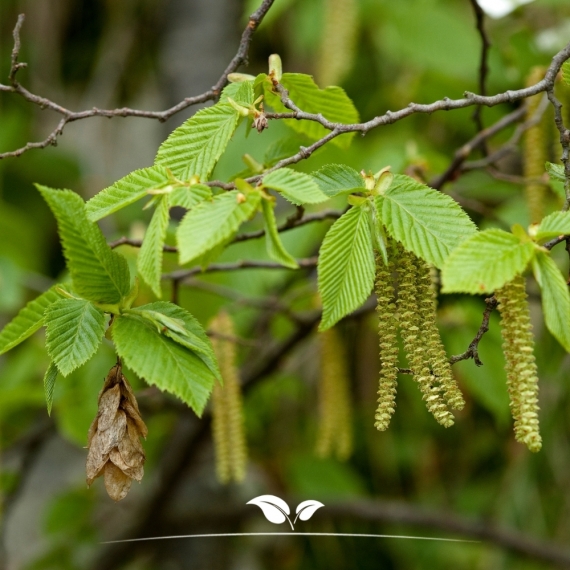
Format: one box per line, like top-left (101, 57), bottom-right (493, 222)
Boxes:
top-left (315, 327), bottom-right (353, 460)
top-left (415, 257), bottom-right (465, 411)
top-left (210, 312), bottom-right (248, 483)
top-left (374, 249), bottom-right (400, 431)
top-left (397, 247), bottom-right (454, 427)
top-left (495, 276), bottom-right (542, 452)
top-left (317, 0), bottom-right (358, 87)
top-left (524, 66), bottom-right (548, 223)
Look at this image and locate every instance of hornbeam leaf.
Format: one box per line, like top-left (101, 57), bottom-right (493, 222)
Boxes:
top-left (311, 164), bottom-right (365, 197)
top-left (177, 190), bottom-right (261, 264)
top-left (170, 184), bottom-right (212, 209)
top-left (441, 229), bottom-right (536, 294)
top-left (113, 312), bottom-right (216, 415)
top-left (263, 73), bottom-right (359, 148)
top-left (261, 199), bottom-right (299, 269)
top-left (155, 103), bottom-right (240, 181)
top-left (128, 301), bottom-right (220, 379)
top-left (376, 174), bottom-right (477, 268)
top-left (532, 252), bottom-right (570, 352)
top-left (0, 285), bottom-right (67, 355)
top-left (45, 298), bottom-right (106, 376)
top-left (43, 361), bottom-right (59, 416)
top-left (86, 166), bottom-right (172, 221)
top-left (318, 205), bottom-right (376, 331)
top-left (263, 168), bottom-right (329, 205)
top-left (137, 196), bottom-right (171, 298)
top-left (535, 211), bottom-right (570, 243)
top-left (545, 161), bottom-right (565, 183)
top-left (219, 80), bottom-right (255, 105)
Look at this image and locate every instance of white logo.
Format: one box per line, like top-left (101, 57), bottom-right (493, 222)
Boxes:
top-left (246, 495), bottom-right (324, 530)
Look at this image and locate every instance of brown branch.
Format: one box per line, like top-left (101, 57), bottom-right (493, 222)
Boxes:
top-left (449, 296), bottom-right (498, 366)
top-left (468, 0), bottom-right (491, 152)
top-left (0, 1), bottom-right (277, 159)
top-left (546, 86), bottom-right (570, 210)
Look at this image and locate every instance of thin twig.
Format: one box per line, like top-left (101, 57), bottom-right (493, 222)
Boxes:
top-left (546, 86), bottom-right (570, 210)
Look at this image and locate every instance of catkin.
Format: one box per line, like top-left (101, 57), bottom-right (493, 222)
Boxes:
top-left (315, 327), bottom-right (353, 460)
top-left (374, 248), bottom-right (399, 431)
top-left (524, 66), bottom-right (548, 223)
top-left (397, 247), bottom-right (454, 427)
top-left (317, 0), bottom-right (358, 87)
top-left (495, 276), bottom-right (542, 452)
top-left (210, 312), bottom-right (248, 483)
top-left (415, 257), bottom-right (465, 411)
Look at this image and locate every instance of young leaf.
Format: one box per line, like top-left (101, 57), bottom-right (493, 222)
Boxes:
top-left (263, 73), bottom-right (359, 148)
top-left (126, 301), bottom-right (220, 379)
top-left (263, 168), bottom-right (329, 205)
top-left (532, 252), bottom-right (570, 352)
top-left (86, 166), bottom-right (172, 221)
top-left (155, 103), bottom-right (240, 181)
top-left (0, 285), bottom-right (66, 355)
top-left (37, 186), bottom-right (131, 304)
top-left (441, 229), bottom-right (536, 294)
top-left (545, 161), bottom-right (565, 183)
top-left (112, 313), bottom-right (216, 415)
top-left (318, 205), bottom-right (376, 331)
top-left (44, 361), bottom-right (59, 416)
top-left (177, 190), bottom-right (261, 264)
top-left (311, 164), bottom-right (365, 197)
top-left (220, 80), bottom-right (254, 105)
top-left (45, 298), bottom-right (106, 376)
top-left (137, 196), bottom-right (171, 297)
top-left (376, 174), bottom-right (477, 268)
top-left (261, 199), bottom-right (299, 269)
top-left (562, 60), bottom-right (570, 86)
top-left (170, 184), bottom-right (211, 209)
top-left (535, 211), bottom-right (570, 243)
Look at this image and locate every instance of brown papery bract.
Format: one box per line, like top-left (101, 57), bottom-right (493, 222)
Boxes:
top-left (86, 363), bottom-right (147, 501)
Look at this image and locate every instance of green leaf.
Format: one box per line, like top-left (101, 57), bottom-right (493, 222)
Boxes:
top-left (264, 136), bottom-right (309, 167)
top-left (0, 285), bottom-right (66, 355)
top-left (264, 73), bottom-right (359, 148)
top-left (45, 298), bottom-right (106, 376)
top-left (318, 205), bottom-right (376, 330)
top-left (37, 186), bottom-right (131, 304)
top-left (545, 161), bottom-right (565, 183)
top-left (376, 174), bottom-right (477, 268)
top-left (532, 251), bottom-right (570, 352)
top-left (170, 183), bottom-right (212, 209)
top-left (177, 190), bottom-right (261, 264)
top-left (43, 361), bottom-right (59, 416)
top-left (86, 166), bottom-right (172, 221)
top-left (112, 313), bottom-right (215, 415)
top-left (263, 168), bottom-right (329, 205)
top-left (155, 103), bottom-right (239, 181)
top-left (137, 196), bottom-right (171, 297)
top-left (563, 61), bottom-right (570, 86)
top-left (261, 199), bottom-right (299, 269)
top-left (128, 301), bottom-right (220, 379)
top-left (441, 229), bottom-right (536, 294)
top-left (220, 80), bottom-right (255, 105)
top-left (311, 164), bottom-right (365, 197)
top-left (535, 211), bottom-right (570, 242)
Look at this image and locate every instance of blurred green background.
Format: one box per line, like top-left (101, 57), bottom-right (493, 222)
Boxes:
top-left (2, 0), bottom-right (570, 568)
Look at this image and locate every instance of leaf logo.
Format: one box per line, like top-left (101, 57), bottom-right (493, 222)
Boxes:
top-left (246, 495), bottom-right (324, 530)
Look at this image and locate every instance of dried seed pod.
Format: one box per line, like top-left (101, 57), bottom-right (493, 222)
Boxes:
top-left (524, 66), bottom-right (548, 223)
top-left (397, 247), bottom-right (454, 427)
top-left (210, 312), bottom-right (247, 483)
top-left (495, 275), bottom-right (542, 452)
top-left (415, 256), bottom-right (464, 411)
top-left (374, 245), bottom-right (400, 431)
top-left (86, 364), bottom-right (147, 501)
top-left (315, 327), bottom-right (354, 459)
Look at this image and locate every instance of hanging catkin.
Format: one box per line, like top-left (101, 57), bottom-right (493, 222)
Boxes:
top-left (397, 247), bottom-right (454, 427)
top-left (374, 247), bottom-right (400, 431)
top-left (524, 66), bottom-right (548, 223)
top-left (315, 327), bottom-right (353, 460)
top-left (317, 0), bottom-right (358, 87)
top-left (210, 312), bottom-right (248, 483)
top-left (495, 276), bottom-right (542, 452)
top-left (415, 256), bottom-right (465, 411)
